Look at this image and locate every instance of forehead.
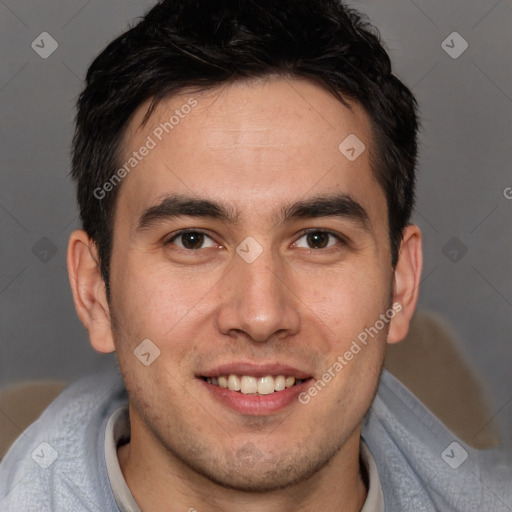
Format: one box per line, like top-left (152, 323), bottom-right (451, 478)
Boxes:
top-left (116, 77), bottom-right (384, 224)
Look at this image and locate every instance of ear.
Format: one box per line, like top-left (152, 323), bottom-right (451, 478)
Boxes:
top-left (387, 224), bottom-right (423, 344)
top-left (67, 230), bottom-right (115, 353)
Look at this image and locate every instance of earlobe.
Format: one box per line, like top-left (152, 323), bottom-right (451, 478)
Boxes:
top-left (67, 230), bottom-right (116, 354)
top-left (387, 224), bottom-right (423, 344)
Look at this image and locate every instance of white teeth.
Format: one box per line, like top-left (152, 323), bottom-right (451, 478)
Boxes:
top-left (274, 375), bottom-right (286, 391)
top-left (257, 376), bottom-right (275, 395)
top-left (206, 374), bottom-right (305, 394)
top-left (240, 376), bottom-right (258, 394)
top-left (227, 374), bottom-right (241, 391)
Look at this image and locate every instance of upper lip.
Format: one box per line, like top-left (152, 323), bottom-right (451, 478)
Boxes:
top-left (198, 362), bottom-right (312, 380)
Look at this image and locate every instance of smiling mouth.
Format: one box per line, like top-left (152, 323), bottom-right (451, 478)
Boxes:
top-left (202, 375), bottom-right (307, 395)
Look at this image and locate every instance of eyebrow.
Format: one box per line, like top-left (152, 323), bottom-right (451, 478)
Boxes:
top-left (135, 193), bottom-right (370, 232)
top-left (281, 194), bottom-right (370, 229)
top-left (136, 194), bottom-right (239, 231)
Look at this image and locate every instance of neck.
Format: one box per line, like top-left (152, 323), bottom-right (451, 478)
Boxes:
top-left (117, 409), bottom-right (368, 512)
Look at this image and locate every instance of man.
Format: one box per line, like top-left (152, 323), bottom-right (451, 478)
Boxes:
top-left (1, 0), bottom-right (510, 510)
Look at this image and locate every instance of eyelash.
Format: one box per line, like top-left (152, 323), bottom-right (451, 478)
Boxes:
top-left (164, 228), bottom-right (349, 251)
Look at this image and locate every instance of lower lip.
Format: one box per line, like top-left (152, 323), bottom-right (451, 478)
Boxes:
top-left (199, 378), bottom-right (312, 416)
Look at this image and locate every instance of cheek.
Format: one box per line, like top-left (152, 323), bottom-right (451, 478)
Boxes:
top-left (300, 264), bottom-right (391, 340)
top-left (110, 252), bottom-right (220, 358)
top-left (306, 273), bottom-right (388, 406)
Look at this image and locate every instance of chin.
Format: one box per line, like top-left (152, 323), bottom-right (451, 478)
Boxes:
top-left (175, 439), bottom-right (343, 493)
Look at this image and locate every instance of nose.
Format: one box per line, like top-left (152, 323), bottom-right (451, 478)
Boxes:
top-left (216, 246), bottom-right (301, 343)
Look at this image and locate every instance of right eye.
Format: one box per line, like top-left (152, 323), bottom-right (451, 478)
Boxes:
top-left (166, 230), bottom-right (217, 250)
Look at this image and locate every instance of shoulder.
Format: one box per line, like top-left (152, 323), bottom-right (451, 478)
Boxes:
top-left (0, 365), bottom-right (127, 512)
top-left (362, 369), bottom-right (512, 511)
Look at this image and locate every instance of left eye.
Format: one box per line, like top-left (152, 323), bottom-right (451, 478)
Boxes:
top-left (168, 231), bottom-right (216, 250)
top-left (295, 231), bottom-right (340, 249)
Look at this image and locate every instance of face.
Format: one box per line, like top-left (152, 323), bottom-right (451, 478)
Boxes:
top-left (107, 78), bottom-right (395, 491)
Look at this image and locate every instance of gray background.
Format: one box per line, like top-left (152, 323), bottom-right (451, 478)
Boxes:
top-left (1, 0), bottom-right (511, 449)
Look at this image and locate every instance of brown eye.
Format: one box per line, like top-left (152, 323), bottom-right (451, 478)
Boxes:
top-left (295, 230), bottom-right (340, 250)
top-left (306, 232), bottom-right (330, 249)
top-left (181, 232), bottom-right (204, 249)
top-left (169, 231), bottom-right (215, 250)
